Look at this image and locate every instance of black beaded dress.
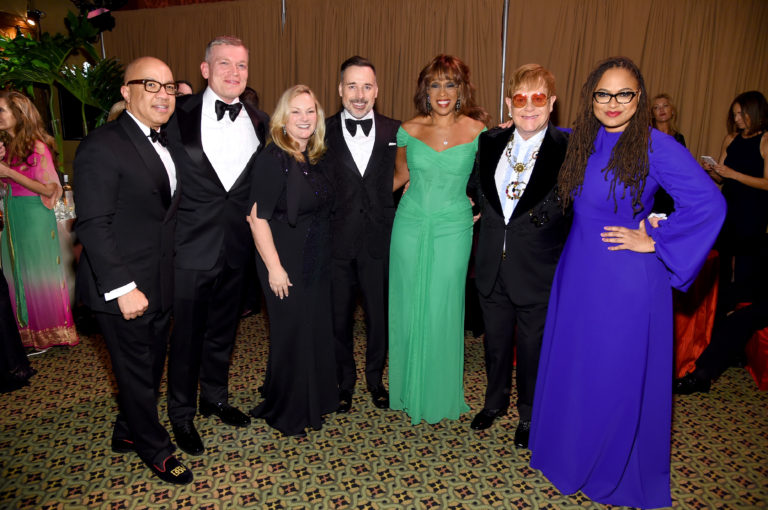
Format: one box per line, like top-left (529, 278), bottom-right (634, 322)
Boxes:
top-left (249, 143), bottom-right (337, 436)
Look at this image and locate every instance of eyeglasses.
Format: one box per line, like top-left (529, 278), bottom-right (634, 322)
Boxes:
top-left (125, 79), bottom-right (178, 95)
top-left (592, 91), bottom-right (638, 104)
top-left (511, 93), bottom-right (548, 108)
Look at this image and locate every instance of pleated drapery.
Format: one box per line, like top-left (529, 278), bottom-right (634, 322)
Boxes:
top-left (105, 0), bottom-right (767, 162)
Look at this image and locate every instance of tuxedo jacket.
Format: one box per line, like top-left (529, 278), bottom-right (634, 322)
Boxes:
top-left (471, 123), bottom-right (571, 305)
top-left (166, 92), bottom-right (269, 271)
top-left (324, 111), bottom-right (401, 259)
top-left (74, 112), bottom-right (180, 315)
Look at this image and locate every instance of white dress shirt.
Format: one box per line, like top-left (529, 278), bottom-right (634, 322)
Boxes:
top-left (201, 87), bottom-right (260, 191)
top-left (494, 127), bottom-right (546, 223)
top-left (341, 109), bottom-right (376, 176)
top-left (105, 111), bottom-right (178, 301)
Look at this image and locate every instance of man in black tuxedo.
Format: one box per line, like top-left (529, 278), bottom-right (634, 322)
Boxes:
top-left (324, 56), bottom-right (400, 412)
top-left (468, 64), bottom-right (570, 448)
top-left (74, 57), bottom-right (191, 484)
top-left (165, 36), bottom-right (269, 455)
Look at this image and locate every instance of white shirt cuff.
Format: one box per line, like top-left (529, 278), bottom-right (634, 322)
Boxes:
top-left (104, 282), bottom-right (137, 301)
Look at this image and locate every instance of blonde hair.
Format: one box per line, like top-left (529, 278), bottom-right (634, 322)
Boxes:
top-left (651, 93), bottom-right (680, 136)
top-left (506, 63), bottom-right (556, 98)
top-left (270, 85), bottom-right (326, 164)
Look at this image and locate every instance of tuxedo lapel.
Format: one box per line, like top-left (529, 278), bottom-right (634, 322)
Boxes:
top-left (480, 127), bottom-right (513, 218)
top-left (329, 112), bottom-right (362, 179)
top-left (511, 124), bottom-right (564, 220)
top-left (118, 113), bottom-right (172, 209)
top-left (243, 101), bottom-right (267, 147)
top-left (177, 94), bottom-right (208, 171)
top-left (361, 112), bottom-right (386, 179)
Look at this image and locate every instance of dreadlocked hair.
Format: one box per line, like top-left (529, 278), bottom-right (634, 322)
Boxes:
top-left (558, 57), bottom-right (651, 216)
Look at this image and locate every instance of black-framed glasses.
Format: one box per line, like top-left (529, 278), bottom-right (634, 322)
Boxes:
top-left (592, 91), bottom-right (638, 104)
top-left (125, 79), bottom-right (178, 95)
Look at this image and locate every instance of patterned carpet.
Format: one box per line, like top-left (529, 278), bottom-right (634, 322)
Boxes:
top-left (1, 310), bottom-right (767, 509)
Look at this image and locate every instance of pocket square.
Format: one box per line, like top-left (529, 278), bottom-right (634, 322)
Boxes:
top-left (388, 142), bottom-right (397, 146)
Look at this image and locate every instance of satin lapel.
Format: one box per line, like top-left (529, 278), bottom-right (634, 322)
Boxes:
top-left (511, 124), bottom-right (563, 219)
top-left (329, 112), bottom-right (362, 179)
top-left (118, 113), bottom-right (171, 209)
top-left (480, 127), bottom-right (513, 218)
top-left (243, 102), bottom-right (267, 149)
top-left (178, 94), bottom-right (209, 173)
top-left (361, 112), bottom-right (386, 179)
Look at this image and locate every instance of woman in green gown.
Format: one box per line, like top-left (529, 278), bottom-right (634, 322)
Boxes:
top-left (389, 55), bottom-right (488, 424)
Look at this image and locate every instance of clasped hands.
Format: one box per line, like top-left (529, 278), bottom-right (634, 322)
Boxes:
top-left (601, 217), bottom-right (661, 253)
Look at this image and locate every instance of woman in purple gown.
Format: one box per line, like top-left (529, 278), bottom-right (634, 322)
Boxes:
top-left (529, 57), bottom-right (725, 509)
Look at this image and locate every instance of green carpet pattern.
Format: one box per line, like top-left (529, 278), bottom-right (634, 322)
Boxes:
top-left (1, 311), bottom-right (767, 509)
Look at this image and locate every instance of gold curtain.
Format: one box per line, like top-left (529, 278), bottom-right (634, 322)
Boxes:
top-left (105, 0), bottom-right (767, 159)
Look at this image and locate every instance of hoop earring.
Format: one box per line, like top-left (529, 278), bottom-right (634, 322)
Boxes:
top-left (455, 97), bottom-right (461, 112)
top-left (426, 95), bottom-right (432, 112)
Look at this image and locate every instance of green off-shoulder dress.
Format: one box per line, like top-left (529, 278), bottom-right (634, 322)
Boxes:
top-left (388, 126), bottom-right (484, 425)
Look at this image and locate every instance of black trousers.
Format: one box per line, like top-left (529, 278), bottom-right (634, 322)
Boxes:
top-left (478, 259), bottom-right (548, 423)
top-left (167, 259), bottom-right (245, 423)
top-left (96, 309), bottom-right (174, 465)
top-left (331, 250), bottom-right (388, 393)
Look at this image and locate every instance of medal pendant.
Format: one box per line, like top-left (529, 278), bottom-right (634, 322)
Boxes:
top-left (513, 162), bottom-right (526, 173)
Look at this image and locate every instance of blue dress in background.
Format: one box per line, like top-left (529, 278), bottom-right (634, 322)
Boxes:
top-left (529, 128), bottom-right (726, 509)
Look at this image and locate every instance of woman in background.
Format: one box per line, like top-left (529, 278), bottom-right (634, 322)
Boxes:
top-left (0, 90), bottom-right (77, 351)
top-left (389, 55), bottom-right (488, 425)
top-left (247, 85), bottom-right (336, 437)
top-left (650, 93), bottom-right (686, 213)
top-left (529, 57), bottom-right (725, 508)
top-left (703, 90), bottom-right (768, 309)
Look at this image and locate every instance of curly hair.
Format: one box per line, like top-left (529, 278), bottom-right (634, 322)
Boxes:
top-left (412, 54), bottom-right (489, 125)
top-left (269, 84), bottom-right (326, 164)
top-left (727, 90), bottom-right (768, 136)
top-left (557, 56), bottom-right (651, 215)
top-left (0, 89), bottom-right (56, 166)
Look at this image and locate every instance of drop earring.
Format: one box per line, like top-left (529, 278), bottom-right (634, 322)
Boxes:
top-left (426, 95), bottom-right (432, 113)
top-left (455, 97), bottom-right (461, 111)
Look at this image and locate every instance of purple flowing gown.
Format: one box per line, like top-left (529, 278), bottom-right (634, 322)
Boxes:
top-left (529, 128), bottom-right (725, 509)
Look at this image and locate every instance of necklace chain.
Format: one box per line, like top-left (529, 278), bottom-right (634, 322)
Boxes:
top-left (504, 132), bottom-right (537, 201)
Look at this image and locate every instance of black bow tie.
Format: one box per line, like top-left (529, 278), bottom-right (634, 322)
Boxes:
top-left (345, 118), bottom-right (373, 137)
top-left (148, 128), bottom-right (167, 147)
top-left (215, 100), bottom-right (243, 121)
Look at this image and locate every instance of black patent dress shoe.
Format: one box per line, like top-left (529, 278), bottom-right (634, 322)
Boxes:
top-left (111, 437), bottom-right (135, 454)
top-left (337, 389), bottom-right (352, 413)
top-left (148, 455), bottom-right (193, 485)
top-left (370, 387), bottom-right (389, 409)
top-left (172, 420), bottom-right (204, 456)
top-left (200, 400), bottom-right (251, 427)
top-left (673, 373), bottom-right (711, 395)
top-left (514, 420), bottom-right (531, 449)
top-left (470, 408), bottom-right (507, 431)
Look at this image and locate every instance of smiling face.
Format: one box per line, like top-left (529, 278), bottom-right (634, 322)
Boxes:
top-left (0, 98), bottom-right (17, 136)
top-left (505, 81), bottom-right (555, 140)
top-left (121, 57), bottom-right (175, 130)
top-left (427, 77), bottom-right (459, 115)
top-left (201, 43), bottom-right (248, 103)
top-left (592, 67), bottom-right (640, 133)
top-left (284, 92), bottom-right (317, 151)
top-left (339, 65), bottom-right (378, 119)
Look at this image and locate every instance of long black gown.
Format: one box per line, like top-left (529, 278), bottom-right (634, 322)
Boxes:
top-left (249, 143), bottom-right (337, 437)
